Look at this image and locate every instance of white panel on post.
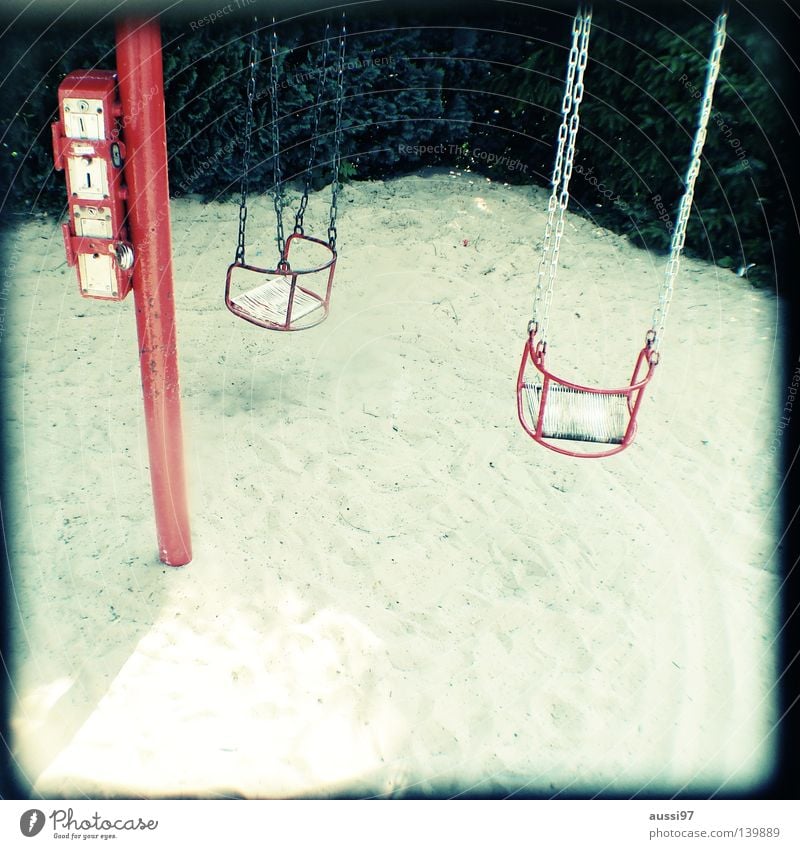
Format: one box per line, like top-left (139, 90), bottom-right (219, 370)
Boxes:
top-left (62, 98), bottom-right (105, 140)
top-left (74, 205), bottom-right (113, 238)
top-left (78, 252), bottom-right (117, 298)
top-left (67, 156), bottom-right (109, 200)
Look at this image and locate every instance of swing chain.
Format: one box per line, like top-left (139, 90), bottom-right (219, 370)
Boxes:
top-left (235, 19), bottom-right (259, 265)
top-left (294, 24), bottom-right (331, 236)
top-left (650, 11), bottom-right (727, 355)
top-left (531, 6), bottom-right (592, 346)
top-left (531, 16), bottom-right (579, 338)
top-left (327, 15), bottom-right (347, 252)
top-left (269, 22), bottom-right (287, 266)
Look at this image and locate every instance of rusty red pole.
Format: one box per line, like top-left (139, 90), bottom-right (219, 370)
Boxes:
top-left (115, 18), bottom-right (192, 566)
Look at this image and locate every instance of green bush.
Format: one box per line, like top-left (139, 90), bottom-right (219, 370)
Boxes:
top-left (0, 23), bottom-right (116, 214)
top-left (0, 5), bottom-right (786, 287)
top-left (489, 7), bottom-right (787, 286)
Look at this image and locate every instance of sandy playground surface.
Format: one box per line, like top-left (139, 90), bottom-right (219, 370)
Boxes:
top-left (3, 170), bottom-right (784, 797)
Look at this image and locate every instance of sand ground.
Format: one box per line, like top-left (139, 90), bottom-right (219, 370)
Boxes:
top-left (3, 171), bottom-right (783, 797)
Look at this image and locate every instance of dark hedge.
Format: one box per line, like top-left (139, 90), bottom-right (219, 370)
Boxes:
top-left (0, 4), bottom-right (788, 287)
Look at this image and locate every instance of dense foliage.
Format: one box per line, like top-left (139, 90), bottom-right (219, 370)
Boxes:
top-left (488, 9), bottom-right (788, 285)
top-left (0, 4), bottom-right (788, 286)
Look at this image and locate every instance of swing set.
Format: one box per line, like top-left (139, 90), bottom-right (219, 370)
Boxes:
top-left (51, 6), bottom-right (727, 564)
top-left (516, 6), bottom-right (727, 457)
top-left (224, 7), bottom-right (727, 457)
top-left (225, 17), bottom-right (347, 331)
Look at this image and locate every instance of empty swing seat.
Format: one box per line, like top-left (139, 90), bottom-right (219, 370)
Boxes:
top-left (225, 233), bottom-right (336, 331)
top-left (231, 275), bottom-right (324, 326)
top-left (522, 382), bottom-right (629, 444)
top-left (516, 332), bottom-right (657, 458)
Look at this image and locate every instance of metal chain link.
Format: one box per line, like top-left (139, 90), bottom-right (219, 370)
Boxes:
top-left (540, 8), bottom-right (591, 345)
top-left (650, 12), bottom-right (727, 356)
top-left (269, 21), bottom-right (287, 265)
top-left (294, 24), bottom-right (331, 235)
top-left (530, 17), bottom-right (578, 338)
top-left (235, 19), bottom-right (259, 264)
top-left (530, 6), bottom-right (591, 347)
top-left (327, 15), bottom-right (347, 251)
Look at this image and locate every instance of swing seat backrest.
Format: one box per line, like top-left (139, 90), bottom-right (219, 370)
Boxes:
top-left (516, 336), bottom-right (656, 458)
top-left (225, 233), bottom-right (336, 331)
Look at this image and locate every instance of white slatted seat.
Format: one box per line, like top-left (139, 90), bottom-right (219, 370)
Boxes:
top-left (522, 382), bottom-right (629, 444)
top-left (230, 276), bottom-right (323, 327)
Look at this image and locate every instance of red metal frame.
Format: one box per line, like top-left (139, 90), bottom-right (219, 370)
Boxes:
top-left (115, 19), bottom-right (192, 565)
top-left (225, 233), bottom-right (336, 331)
top-left (516, 329), bottom-right (658, 458)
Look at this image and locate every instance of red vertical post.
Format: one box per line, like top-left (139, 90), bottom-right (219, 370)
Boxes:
top-left (115, 18), bottom-right (192, 566)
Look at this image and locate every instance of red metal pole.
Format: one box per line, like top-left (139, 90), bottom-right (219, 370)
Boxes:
top-left (115, 18), bottom-right (192, 566)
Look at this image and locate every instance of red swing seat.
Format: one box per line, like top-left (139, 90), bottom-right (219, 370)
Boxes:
top-left (516, 329), bottom-right (658, 458)
top-left (226, 17), bottom-right (346, 332)
top-left (225, 233), bottom-right (336, 331)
